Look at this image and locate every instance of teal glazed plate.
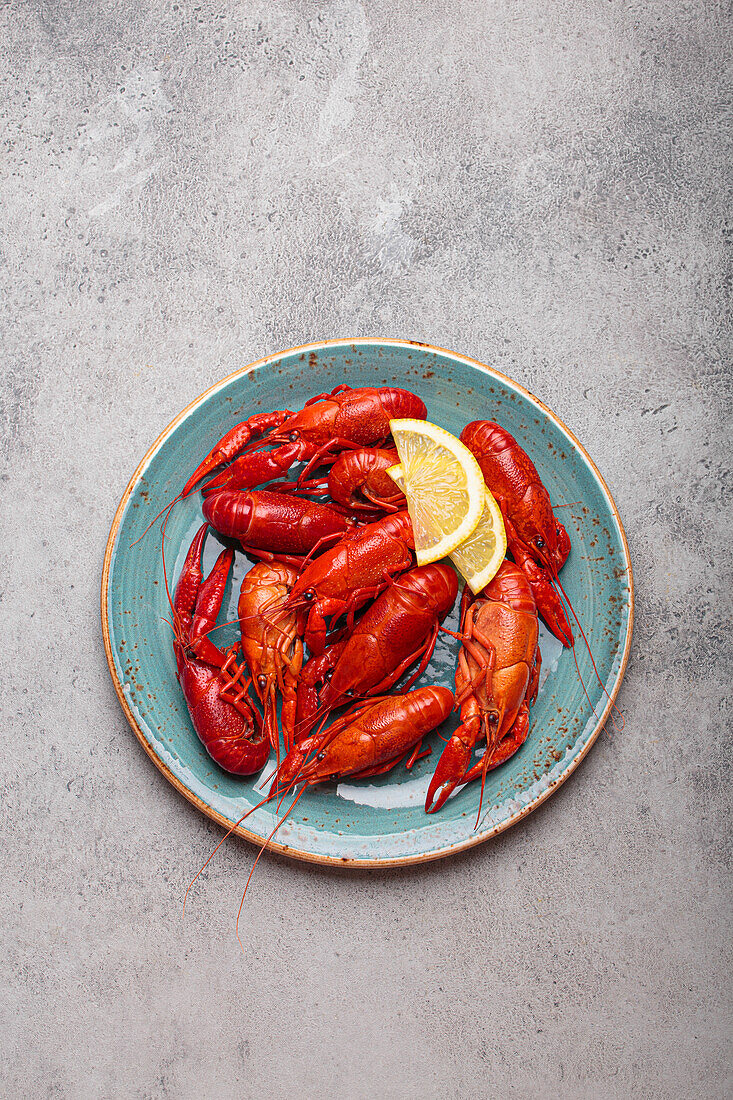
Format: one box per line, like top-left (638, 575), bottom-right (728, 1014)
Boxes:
top-left (102, 339), bottom-right (633, 866)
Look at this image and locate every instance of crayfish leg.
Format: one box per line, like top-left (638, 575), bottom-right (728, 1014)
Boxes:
top-left (527, 644), bottom-right (541, 706)
top-left (293, 642), bottom-right (346, 742)
top-left (346, 745), bottom-right (421, 780)
top-left (405, 741), bottom-right (431, 770)
top-left (280, 669), bottom-right (300, 753)
top-left (304, 383), bottom-right (352, 406)
top-left (240, 545), bottom-right (309, 571)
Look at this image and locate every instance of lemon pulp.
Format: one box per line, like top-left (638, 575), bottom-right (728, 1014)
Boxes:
top-left (388, 419), bottom-right (486, 566)
top-left (450, 487), bottom-right (507, 594)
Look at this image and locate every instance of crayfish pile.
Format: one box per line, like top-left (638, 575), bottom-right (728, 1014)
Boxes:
top-left (169, 384), bottom-right (574, 823)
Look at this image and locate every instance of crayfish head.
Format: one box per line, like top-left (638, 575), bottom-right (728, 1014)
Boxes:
top-left (516, 485), bottom-right (562, 571)
top-left (269, 743), bottom-right (309, 798)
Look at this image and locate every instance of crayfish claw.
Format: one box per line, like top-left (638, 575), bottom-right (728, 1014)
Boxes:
top-left (424, 733), bottom-right (473, 814)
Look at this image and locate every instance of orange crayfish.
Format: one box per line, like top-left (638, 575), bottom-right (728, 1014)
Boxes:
top-left (237, 562), bottom-right (303, 760)
top-left (272, 687), bottom-right (454, 796)
top-left (425, 560), bottom-right (540, 815)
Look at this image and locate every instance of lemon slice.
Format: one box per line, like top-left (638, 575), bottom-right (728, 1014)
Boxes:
top-left (387, 419), bottom-right (485, 565)
top-left (449, 487), bottom-right (507, 594)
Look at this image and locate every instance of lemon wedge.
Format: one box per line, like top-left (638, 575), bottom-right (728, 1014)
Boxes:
top-left (387, 419), bottom-right (486, 565)
top-left (449, 487), bottom-right (507, 594)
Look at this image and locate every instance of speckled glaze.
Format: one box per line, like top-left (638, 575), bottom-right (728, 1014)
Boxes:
top-left (101, 339), bottom-right (633, 865)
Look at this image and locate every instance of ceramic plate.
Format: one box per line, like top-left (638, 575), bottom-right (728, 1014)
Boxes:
top-left (102, 339), bottom-right (633, 866)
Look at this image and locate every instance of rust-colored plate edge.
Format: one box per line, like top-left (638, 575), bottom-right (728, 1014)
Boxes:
top-left (101, 337), bottom-right (634, 869)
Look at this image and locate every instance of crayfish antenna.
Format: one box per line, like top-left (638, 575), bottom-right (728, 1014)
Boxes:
top-left (474, 703), bottom-right (505, 831)
top-left (235, 785), bottom-right (307, 953)
top-left (550, 571), bottom-right (625, 734)
top-left (182, 789), bottom-right (276, 918)
top-left (474, 756), bottom-right (490, 832)
top-left (271, 592), bottom-right (307, 625)
top-left (160, 499), bottom-right (180, 636)
top-left (130, 471), bottom-right (211, 548)
top-left (262, 689), bottom-right (281, 771)
top-left (290, 697), bottom-right (332, 752)
top-left (270, 722), bottom-right (329, 809)
top-left (130, 495), bottom-right (178, 548)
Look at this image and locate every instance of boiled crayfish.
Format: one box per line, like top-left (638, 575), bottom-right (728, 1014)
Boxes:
top-left (426, 560), bottom-right (539, 815)
top-left (184, 385), bottom-right (427, 496)
top-left (325, 447), bottom-right (406, 514)
top-left (202, 488), bottom-right (351, 565)
top-left (272, 687), bottom-right (454, 796)
top-left (460, 420), bottom-right (573, 646)
top-left (172, 525), bottom-right (269, 775)
top-left (281, 511), bottom-right (416, 655)
top-left (165, 385), bottom-right (594, 828)
top-left (294, 563), bottom-right (458, 739)
top-left (237, 561), bottom-right (303, 760)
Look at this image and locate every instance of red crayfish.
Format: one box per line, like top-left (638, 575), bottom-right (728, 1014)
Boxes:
top-left (324, 447), bottom-right (406, 514)
top-left (171, 524), bottom-right (269, 775)
top-left (202, 489), bottom-right (350, 563)
top-left (272, 687), bottom-right (454, 796)
top-left (281, 511), bottom-right (416, 655)
top-left (184, 385), bottom-right (427, 496)
top-left (294, 563), bottom-right (458, 739)
top-left (460, 421), bottom-right (573, 646)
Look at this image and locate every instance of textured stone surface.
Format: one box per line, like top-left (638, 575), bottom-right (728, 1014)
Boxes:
top-left (1, 2), bottom-right (731, 1097)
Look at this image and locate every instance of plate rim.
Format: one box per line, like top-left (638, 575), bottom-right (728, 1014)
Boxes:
top-left (101, 337), bottom-right (635, 868)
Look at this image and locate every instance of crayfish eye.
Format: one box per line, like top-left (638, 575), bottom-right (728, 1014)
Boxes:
top-left (302, 589), bottom-right (315, 601)
top-left (289, 430), bottom-right (300, 442)
top-left (257, 674), bottom-right (267, 688)
top-left (535, 536), bottom-right (545, 551)
top-left (488, 712), bottom-right (499, 725)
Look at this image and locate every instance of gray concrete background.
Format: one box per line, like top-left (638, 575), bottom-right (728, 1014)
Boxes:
top-left (2, 1), bottom-right (730, 1097)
